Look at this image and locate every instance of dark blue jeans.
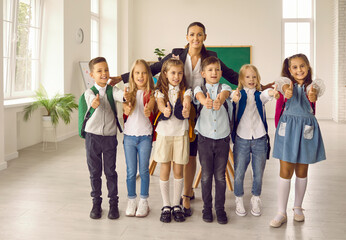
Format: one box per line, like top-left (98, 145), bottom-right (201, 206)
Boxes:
top-left (85, 133), bottom-right (119, 205)
top-left (198, 134), bottom-right (230, 211)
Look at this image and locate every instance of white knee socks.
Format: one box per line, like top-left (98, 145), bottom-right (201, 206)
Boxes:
top-left (173, 178), bottom-right (184, 208)
top-left (159, 179), bottom-right (170, 208)
top-left (273, 177), bottom-right (291, 221)
top-left (294, 177), bottom-right (307, 215)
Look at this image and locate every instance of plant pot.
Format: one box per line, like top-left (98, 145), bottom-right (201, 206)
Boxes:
top-left (42, 116), bottom-right (57, 151)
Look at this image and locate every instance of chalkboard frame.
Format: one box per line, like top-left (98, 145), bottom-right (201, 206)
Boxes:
top-left (206, 45), bottom-right (252, 89)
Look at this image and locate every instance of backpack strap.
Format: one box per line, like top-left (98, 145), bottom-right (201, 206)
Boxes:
top-left (106, 85), bottom-right (123, 133)
top-left (78, 86), bottom-right (98, 138)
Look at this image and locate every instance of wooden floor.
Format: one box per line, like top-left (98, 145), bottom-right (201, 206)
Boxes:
top-left (0, 120), bottom-right (345, 240)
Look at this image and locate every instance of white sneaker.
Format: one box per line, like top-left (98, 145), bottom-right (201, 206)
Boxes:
top-left (235, 196), bottom-right (247, 216)
top-left (135, 198), bottom-right (149, 217)
top-left (125, 198), bottom-right (137, 217)
top-left (251, 195), bottom-right (262, 216)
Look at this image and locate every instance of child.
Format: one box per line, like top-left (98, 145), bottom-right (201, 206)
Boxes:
top-left (194, 56), bottom-right (234, 224)
top-left (122, 59), bottom-right (155, 217)
top-left (80, 57), bottom-right (125, 219)
top-left (270, 53), bottom-right (326, 227)
top-left (231, 64), bottom-right (279, 217)
top-left (153, 58), bottom-right (192, 223)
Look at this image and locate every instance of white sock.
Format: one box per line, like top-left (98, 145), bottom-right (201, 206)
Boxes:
top-left (274, 177), bottom-right (291, 221)
top-left (159, 179), bottom-right (170, 209)
top-left (173, 178), bottom-right (184, 209)
top-left (294, 177), bottom-right (307, 215)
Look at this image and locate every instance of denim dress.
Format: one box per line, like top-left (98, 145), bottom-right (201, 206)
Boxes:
top-left (273, 84), bottom-right (326, 164)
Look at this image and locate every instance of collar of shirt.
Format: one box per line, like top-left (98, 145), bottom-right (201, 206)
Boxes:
top-left (94, 83), bottom-right (107, 97)
top-left (205, 83), bottom-right (220, 99)
top-left (243, 87), bottom-right (256, 95)
top-left (169, 84), bottom-right (180, 92)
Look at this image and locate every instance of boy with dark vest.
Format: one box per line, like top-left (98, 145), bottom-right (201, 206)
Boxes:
top-left (79, 57), bottom-right (125, 219)
top-left (194, 56), bottom-right (235, 224)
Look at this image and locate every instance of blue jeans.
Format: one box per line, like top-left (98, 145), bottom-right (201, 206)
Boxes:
top-left (233, 135), bottom-right (268, 197)
top-left (198, 134), bottom-right (230, 211)
top-left (123, 134), bottom-right (152, 199)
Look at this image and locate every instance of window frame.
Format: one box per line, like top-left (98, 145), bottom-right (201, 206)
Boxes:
top-left (91, 0), bottom-right (100, 59)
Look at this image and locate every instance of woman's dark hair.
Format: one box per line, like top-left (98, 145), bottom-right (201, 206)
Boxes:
top-left (281, 53), bottom-right (313, 89)
top-left (185, 22), bottom-right (208, 62)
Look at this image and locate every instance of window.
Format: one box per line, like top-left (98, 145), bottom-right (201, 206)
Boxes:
top-left (91, 0), bottom-right (99, 58)
top-left (3, 0), bottom-right (43, 99)
top-left (282, 0), bottom-right (314, 62)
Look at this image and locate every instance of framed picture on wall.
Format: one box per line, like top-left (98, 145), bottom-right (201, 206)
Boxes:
top-left (79, 61), bottom-right (94, 89)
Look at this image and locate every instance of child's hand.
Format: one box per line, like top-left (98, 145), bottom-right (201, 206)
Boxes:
top-left (123, 102), bottom-right (132, 116)
top-left (182, 101), bottom-right (190, 118)
top-left (91, 94), bottom-right (100, 109)
top-left (272, 85), bottom-right (280, 100)
top-left (308, 85), bottom-right (317, 102)
top-left (284, 81), bottom-right (294, 99)
top-left (143, 103), bottom-right (151, 117)
top-left (213, 93), bottom-right (222, 110)
top-left (163, 102), bottom-right (171, 118)
top-left (123, 87), bottom-right (131, 102)
top-left (109, 76), bottom-right (122, 86)
top-left (204, 93), bottom-right (213, 109)
top-left (232, 88), bottom-right (241, 103)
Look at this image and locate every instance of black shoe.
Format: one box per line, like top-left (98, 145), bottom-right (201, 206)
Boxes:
top-left (108, 205), bottom-right (120, 219)
top-left (183, 207), bottom-right (192, 217)
top-left (160, 206), bottom-right (171, 223)
top-left (202, 208), bottom-right (213, 223)
top-left (90, 203), bottom-right (102, 219)
top-left (216, 209), bottom-right (228, 224)
top-left (180, 192), bottom-right (195, 205)
top-left (172, 205), bottom-right (185, 222)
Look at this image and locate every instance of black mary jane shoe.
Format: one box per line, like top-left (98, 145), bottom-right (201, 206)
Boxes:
top-left (160, 206), bottom-right (172, 223)
top-left (172, 205), bottom-right (186, 222)
top-left (180, 192), bottom-right (195, 205)
top-left (183, 207), bottom-right (192, 217)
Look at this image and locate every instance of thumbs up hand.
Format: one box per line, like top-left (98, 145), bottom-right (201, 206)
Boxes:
top-left (144, 103), bottom-right (151, 117)
top-left (123, 87), bottom-right (131, 102)
top-left (308, 84), bottom-right (317, 102)
top-left (271, 85), bottom-right (280, 100)
top-left (182, 100), bottom-right (190, 119)
top-left (204, 92), bottom-right (213, 109)
top-left (163, 101), bottom-right (171, 118)
top-left (284, 81), bottom-right (294, 99)
top-left (213, 93), bottom-right (222, 110)
top-left (91, 94), bottom-right (100, 109)
top-left (123, 102), bottom-right (132, 116)
top-left (232, 88), bottom-right (241, 103)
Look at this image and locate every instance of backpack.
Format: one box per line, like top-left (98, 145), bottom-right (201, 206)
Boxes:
top-left (78, 85), bottom-right (122, 139)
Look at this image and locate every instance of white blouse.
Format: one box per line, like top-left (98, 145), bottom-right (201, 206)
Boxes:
top-left (123, 90), bottom-right (152, 136)
top-left (184, 54), bottom-right (204, 92)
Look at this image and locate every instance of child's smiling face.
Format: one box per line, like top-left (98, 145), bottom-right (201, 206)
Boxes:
top-left (201, 62), bottom-right (222, 85)
top-left (165, 65), bottom-right (184, 87)
top-left (241, 68), bottom-right (259, 89)
top-left (289, 57), bottom-right (309, 84)
top-left (90, 61), bottom-right (109, 87)
top-left (133, 63), bottom-right (148, 90)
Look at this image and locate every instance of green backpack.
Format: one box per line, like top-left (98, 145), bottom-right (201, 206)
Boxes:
top-left (78, 85), bottom-right (122, 138)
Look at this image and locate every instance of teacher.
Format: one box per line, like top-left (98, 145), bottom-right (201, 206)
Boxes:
top-left (110, 22), bottom-right (239, 217)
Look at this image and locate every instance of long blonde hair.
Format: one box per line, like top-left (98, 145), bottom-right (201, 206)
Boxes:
top-left (238, 64), bottom-right (261, 91)
top-left (128, 59), bottom-right (155, 113)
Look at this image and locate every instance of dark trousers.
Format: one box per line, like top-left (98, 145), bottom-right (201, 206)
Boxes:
top-left (198, 134), bottom-right (230, 211)
top-left (85, 132), bottom-right (118, 205)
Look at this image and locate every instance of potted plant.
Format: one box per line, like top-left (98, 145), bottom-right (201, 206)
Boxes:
top-left (154, 48), bottom-right (166, 61)
top-left (23, 85), bottom-right (78, 127)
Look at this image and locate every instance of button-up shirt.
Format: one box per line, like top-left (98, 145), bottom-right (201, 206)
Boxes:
top-left (194, 83), bottom-right (232, 140)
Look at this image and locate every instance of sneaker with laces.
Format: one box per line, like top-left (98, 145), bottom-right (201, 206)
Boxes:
top-left (136, 198), bottom-right (149, 217)
top-left (251, 195), bottom-right (262, 216)
top-left (235, 196), bottom-right (247, 217)
top-left (125, 198), bottom-right (137, 217)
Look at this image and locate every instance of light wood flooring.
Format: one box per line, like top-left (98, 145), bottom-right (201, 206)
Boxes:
top-left (0, 120), bottom-right (345, 240)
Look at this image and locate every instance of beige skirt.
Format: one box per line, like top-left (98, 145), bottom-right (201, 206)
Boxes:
top-left (153, 131), bottom-right (189, 165)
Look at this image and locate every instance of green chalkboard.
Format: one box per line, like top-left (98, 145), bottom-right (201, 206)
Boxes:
top-left (206, 46), bottom-right (252, 89)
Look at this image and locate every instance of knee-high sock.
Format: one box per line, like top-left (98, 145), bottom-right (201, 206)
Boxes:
top-left (294, 177), bottom-right (307, 214)
top-left (173, 178), bottom-right (184, 207)
top-left (278, 177), bottom-right (291, 214)
top-left (159, 179), bottom-right (170, 207)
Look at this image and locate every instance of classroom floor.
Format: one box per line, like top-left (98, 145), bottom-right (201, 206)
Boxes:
top-left (0, 120), bottom-right (345, 240)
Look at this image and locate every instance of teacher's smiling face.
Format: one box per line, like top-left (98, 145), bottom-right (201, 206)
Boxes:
top-left (186, 25), bottom-right (207, 50)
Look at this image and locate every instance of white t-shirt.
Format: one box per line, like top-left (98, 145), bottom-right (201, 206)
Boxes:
top-left (123, 90), bottom-right (152, 136)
